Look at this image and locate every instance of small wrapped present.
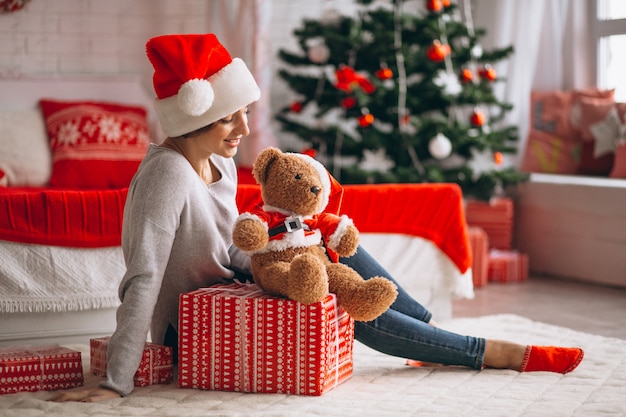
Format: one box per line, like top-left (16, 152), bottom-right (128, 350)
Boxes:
top-left (90, 337), bottom-right (173, 387)
top-left (465, 197), bottom-right (514, 250)
top-left (0, 345), bottom-right (83, 395)
top-left (488, 250), bottom-right (529, 283)
top-left (468, 226), bottom-right (489, 288)
top-left (179, 283), bottom-right (354, 396)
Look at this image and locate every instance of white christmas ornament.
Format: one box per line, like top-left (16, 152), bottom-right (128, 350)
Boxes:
top-left (308, 43), bottom-right (330, 64)
top-left (321, 7), bottom-right (341, 25)
top-left (429, 132), bottom-right (453, 159)
top-left (471, 45), bottom-right (483, 59)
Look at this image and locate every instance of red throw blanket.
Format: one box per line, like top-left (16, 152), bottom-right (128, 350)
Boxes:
top-left (0, 183), bottom-right (471, 274)
top-left (0, 187), bottom-right (127, 248)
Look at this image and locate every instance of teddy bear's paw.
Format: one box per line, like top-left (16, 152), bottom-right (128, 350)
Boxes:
top-left (332, 225), bottom-right (360, 257)
top-left (232, 219), bottom-right (269, 251)
top-left (287, 253), bottom-right (329, 304)
top-left (342, 277), bottom-right (398, 322)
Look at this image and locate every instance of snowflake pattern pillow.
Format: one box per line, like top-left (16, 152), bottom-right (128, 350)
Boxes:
top-left (40, 99), bottom-right (150, 189)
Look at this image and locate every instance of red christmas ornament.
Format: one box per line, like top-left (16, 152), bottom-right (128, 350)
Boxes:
top-left (494, 151), bottom-right (504, 165)
top-left (358, 113), bottom-right (374, 127)
top-left (426, 0), bottom-right (443, 12)
top-left (470, 109), bottom-right (487, 127)
top-left (340, 96), bottom-right (357, 109)
top-left (290, 101), bottom-right (303, 113)
top-left (442, 0), bottom-right (451, 7)
top-left (479, 65), bottom-right (497, 81)
top-left (335, 65), bottom-right (376, 94)
top-left (460, 68), bottom-right (474, 83)
top-left (375, 67), bottom-right (393, 80)
top-left (427, 40), bottom-right (450, 63)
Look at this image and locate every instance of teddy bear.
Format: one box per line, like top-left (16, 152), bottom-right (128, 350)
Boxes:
top-left (232, 147), bottom-right (398, 322)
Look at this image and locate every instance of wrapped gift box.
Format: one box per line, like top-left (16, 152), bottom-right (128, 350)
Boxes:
top-left (90, 337), bottom-right (173, 387)
top-left (488, 250), bottom-right (529, 283)
top-left (0, 345), bottom-right (83, 395)
top-left (465, 198), bottom-right (514, 250)
top-left (179, 283), bottom-right (354, 396)
top-left (468, 226), bottom-right (489, 288)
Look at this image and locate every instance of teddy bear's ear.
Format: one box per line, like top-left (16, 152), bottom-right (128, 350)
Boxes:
top-left (252, 147), bottom-right (283, 185)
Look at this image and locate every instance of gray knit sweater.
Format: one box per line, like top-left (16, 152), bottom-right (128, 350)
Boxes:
top-left (101, 144), bottom-right (244, 396)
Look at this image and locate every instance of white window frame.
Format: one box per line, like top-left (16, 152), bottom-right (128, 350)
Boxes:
top-left (591, 0), bottom-right (626, 95)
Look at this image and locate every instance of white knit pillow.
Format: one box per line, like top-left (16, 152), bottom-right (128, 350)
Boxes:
top-left (0, 109), bottom-right (51, 187)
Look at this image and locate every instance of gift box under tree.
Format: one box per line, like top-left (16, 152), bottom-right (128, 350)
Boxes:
top-left (178, 283), bottom-right (354, 396)
top-left (90, 337), bottom-right (173, 387)
top-left (488, 250), bottom-right (529, 283)
top-left (0, 345), bottom-right (83, 395)
top-left (468, 226), bottom-right (489, 288)
top-left (465, 198), bottom-right (515, 250)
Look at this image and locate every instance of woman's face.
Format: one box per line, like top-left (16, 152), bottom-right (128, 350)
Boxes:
top-left (194, 107), bottom-right (250, 159)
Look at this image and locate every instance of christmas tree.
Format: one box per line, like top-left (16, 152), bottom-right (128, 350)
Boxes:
top-left (275, 0), bottom-right (528, 200)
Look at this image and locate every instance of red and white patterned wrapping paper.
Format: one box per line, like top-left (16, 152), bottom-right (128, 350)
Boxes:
top-left (178, 283), bottom-right (354, 396)
top-left (0, 345), bottom-right (83, 395)
top-left (465, 198), bottom-right (514, 250)
top-left (468, 226), bottom-right (489, 288)
top-left (488, 250), bottom-right (529, 283)
top-left (90, 337), bottom-right (173, 387)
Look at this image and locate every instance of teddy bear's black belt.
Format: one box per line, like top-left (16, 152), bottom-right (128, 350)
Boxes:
top-left (268, 216), bottom-right (310, 237)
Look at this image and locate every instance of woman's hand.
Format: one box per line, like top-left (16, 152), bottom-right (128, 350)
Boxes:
top-left (49, 387), bottom-right (121, 403)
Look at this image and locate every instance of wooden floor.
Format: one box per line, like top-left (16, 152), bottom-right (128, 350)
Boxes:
top-left (452, 274), bottom-right (626, 340)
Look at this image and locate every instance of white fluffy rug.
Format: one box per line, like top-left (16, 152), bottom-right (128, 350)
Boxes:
top-left (1, 314), bottom-right (624, 417)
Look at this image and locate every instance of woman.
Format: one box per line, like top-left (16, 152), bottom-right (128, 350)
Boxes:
top-left (52, 33), bottom-right (583, 403)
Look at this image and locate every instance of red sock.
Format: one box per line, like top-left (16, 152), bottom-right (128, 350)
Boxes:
top-left (520, 345), bottom-right (584, 374)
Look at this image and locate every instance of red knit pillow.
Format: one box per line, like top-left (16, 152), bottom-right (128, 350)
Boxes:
top-left (40, 99), bottom-right (150, 189)
top-left (521, 130), bottom-right (580, 175)
top-left (576, 97), bottom-right (616, 175)
top-left (610, 141), bottom-right (626, 178)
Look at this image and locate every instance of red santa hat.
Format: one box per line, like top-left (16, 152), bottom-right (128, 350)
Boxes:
top-left (146, 33), bottom-right (261, 137)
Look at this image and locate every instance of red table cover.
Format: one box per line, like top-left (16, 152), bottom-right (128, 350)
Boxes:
top-left (0, 187), bottom-right (127, 247)
top-left (0, 183), bottom-right (471, 276)
top-left (178, 283), bottom-right (354, 396)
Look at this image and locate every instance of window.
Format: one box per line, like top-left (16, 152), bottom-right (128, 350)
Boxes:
top-left (593, 0), bottom-right (626, 101)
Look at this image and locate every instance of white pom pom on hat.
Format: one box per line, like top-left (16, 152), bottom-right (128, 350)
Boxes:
top-left (177, 78), bottom-right (215, 116)
top-left (146, 33), bottom-right (261, 137)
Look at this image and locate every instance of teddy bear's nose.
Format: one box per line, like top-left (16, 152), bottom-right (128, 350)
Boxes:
top-left (310, 186), bottom-right (321, 195)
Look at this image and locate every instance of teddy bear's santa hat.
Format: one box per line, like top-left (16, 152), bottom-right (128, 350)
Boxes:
top-left (146, 33), bottom-right (261, 137)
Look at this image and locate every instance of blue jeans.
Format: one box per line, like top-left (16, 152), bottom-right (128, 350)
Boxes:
top-left (340, 246), bottom-right (485, 369)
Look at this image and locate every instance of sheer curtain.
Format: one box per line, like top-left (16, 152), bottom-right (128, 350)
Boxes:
top-left (208, 0), bottom-right (277, 168)
top-left (471, 0), bottom-right (593, 167)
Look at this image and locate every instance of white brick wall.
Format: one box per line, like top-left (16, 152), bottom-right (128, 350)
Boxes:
top-left (0, 0), bottom-right (216, 79)
top-left (0, 0), bottom-right (359, 147)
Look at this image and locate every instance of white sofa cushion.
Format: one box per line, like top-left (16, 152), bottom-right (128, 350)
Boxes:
top-left (0, 109), bottom-right (51, 187)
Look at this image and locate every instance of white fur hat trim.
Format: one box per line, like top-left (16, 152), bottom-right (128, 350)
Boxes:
top-left (155, 58), bottom-right (260, 137)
